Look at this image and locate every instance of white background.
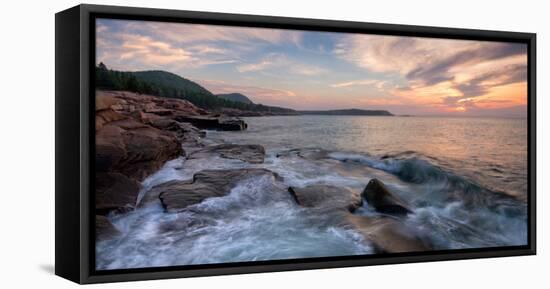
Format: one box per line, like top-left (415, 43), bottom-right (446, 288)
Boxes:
top-left (0, 0), bottom-right (547, 287)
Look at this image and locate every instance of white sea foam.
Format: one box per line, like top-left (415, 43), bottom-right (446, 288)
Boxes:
top-left (98, 173), bottom-right (373, 269)
top-left (98, 116), bottom-right (528, 269)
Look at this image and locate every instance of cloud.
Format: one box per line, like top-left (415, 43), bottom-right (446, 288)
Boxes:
top-left (453, 63), bottom-right (527, 97)
top-left (96, 22), bottom-right (240, 71)
top-left (96, 23), bottom-right (108, 33)
top-left (96, 18), bottom-right (528, 117)
top-left (335, 34), bottom-right (528, 114)
top-left (440, 63), bottom-right (527, 111)
top-left (123, 20), bottom-right (303, 46)
top-left (237, 59), bottom-right (276, 72)
top-left (336, 34), bottom-right (526, 84)
top-left (290, 65), bottom-right (328, 76)
top-left (186, 45), bottom-right (227, 55)
top-left (118, 34), bottom-right (193, 64)
top-left (334, 36), bottom-right (425, 73)
top-left (97, 19), bottom-right (321, 77)
top-left (331, 79), bottom-right (387, 88)
top-left (236, 53), bottom-right (328, 75)
top-left (405, 42), bottom-right (527, 85)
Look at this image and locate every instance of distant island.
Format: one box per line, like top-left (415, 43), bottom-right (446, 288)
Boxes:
top-left (299, 109), bottom-right (393, 116)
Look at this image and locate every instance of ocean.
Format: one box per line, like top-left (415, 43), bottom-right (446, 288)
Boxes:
top-left (96, 115), bottom-right (528, 269)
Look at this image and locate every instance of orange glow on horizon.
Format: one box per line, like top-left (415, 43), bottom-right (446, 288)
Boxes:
top-left (475, 82), bottom-right (527, 109)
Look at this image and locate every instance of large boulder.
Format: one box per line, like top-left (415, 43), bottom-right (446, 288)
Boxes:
top-left (362, 178), bottom-right (412, 215)
top-left (95, 125), bottom-right (127, 172)
top-left (288, 185), bottom-right (362, 212)
top-left (118, 121), bottom-right (183, 180)
top-left (96, 215), bottom-right (121, 241)
top-left (157, 169), bottom-right (282, 212)
top-left (95, 172), bottom-right (141, 214)
top-left (347, 215), bottom-right (432, 253)
top-left (95, 119), bottom-right (183, 181)
top-left (189, 144), bottom-right (265, 164)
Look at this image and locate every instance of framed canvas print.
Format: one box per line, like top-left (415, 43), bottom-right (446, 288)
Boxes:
top-left (55, 4), bottom-right (536, 284)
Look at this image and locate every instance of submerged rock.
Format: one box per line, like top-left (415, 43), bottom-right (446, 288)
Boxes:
top-left (288, 185), bottom-right (362, 212)
top-left (362, 178), bottom-right (412, 215)
top-left (287, 182), bottom-right (430, 253)
top-left (189, 144), bottom-right (266, 164)
top-left (346, 215), bottom-right (432, 253)
top-left (96, 215), bottom-right (121, 241)
top-left (157, 169), bottom-right (282, 212)
top-left (276, 148), bottom-right (330, 160)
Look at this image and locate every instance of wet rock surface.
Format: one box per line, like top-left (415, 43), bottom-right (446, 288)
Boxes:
top-left (362, 178), bottom-right (412, 215)
top-left (189, 144), bottom-right (266, 164)
top-left (96, 215), bottom-right (121, 241)
top-left (94, 90), bottom-right (435, 259)
top-left (94, 90), bottom-right (249, 214)
top-left (288, 185), bottom-right (362, 212)
top-left (346, 215), bottom-right (432, 253)
top-left (157, 169), bottom-right (282, 212)
top-left (95, 172), bottom-right (141, 214)
top-left (287, 180), bottom-right (431, 254)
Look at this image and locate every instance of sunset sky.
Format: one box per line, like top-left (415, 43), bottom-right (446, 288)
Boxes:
top-left (96, 19), bottom-right (528, 117)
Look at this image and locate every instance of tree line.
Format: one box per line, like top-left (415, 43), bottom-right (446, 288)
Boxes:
top-left (95, 63), bottom-right (294, 113)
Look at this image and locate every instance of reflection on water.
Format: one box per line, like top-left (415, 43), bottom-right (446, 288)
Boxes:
top-left (209, 115), bottom-right (527, 199)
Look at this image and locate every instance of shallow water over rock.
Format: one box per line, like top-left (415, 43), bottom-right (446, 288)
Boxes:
top-left (96, 115), bottom-right (527, 270)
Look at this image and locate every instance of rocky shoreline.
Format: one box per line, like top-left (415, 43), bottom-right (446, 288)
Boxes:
top-left (95, 90), bottom-right (247, 214)
top-left (95, 90), bottom-right (432, 254)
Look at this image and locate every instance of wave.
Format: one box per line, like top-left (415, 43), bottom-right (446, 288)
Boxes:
top-left (97, 169), bottom-right (373, 270)
top-left (328, 151), bottom-right (523, 205)
top-left (330, 151), bottom-right (528, 248)
top-left (97, 146), bottom-right (527, 269)
top-left (330, 151), bottom-right (460, 183)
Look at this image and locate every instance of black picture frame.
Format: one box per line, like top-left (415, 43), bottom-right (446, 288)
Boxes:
top-left (55, 4), bottom-right (536, 284)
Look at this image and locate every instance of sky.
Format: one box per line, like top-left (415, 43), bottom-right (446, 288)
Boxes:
top-left (96, 18), bottom-right (528, 117)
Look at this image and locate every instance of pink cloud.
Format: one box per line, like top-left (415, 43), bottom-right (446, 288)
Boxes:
top-left (334, 34), bottom-right (527, 114)
top-left (124, 20), bottom-right (303, 46)
top-left (236, 53), bottom-right (327, 75)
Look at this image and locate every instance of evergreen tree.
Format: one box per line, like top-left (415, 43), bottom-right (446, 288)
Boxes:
top-left (94, 64), bottom-right (295, 114)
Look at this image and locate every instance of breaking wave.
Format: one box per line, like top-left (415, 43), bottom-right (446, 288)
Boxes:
top-left (97, 115), bottom-right (528, 269)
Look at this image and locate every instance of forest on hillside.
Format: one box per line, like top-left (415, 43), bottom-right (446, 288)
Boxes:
top-left (95, 63), bottom-right (296, 114)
